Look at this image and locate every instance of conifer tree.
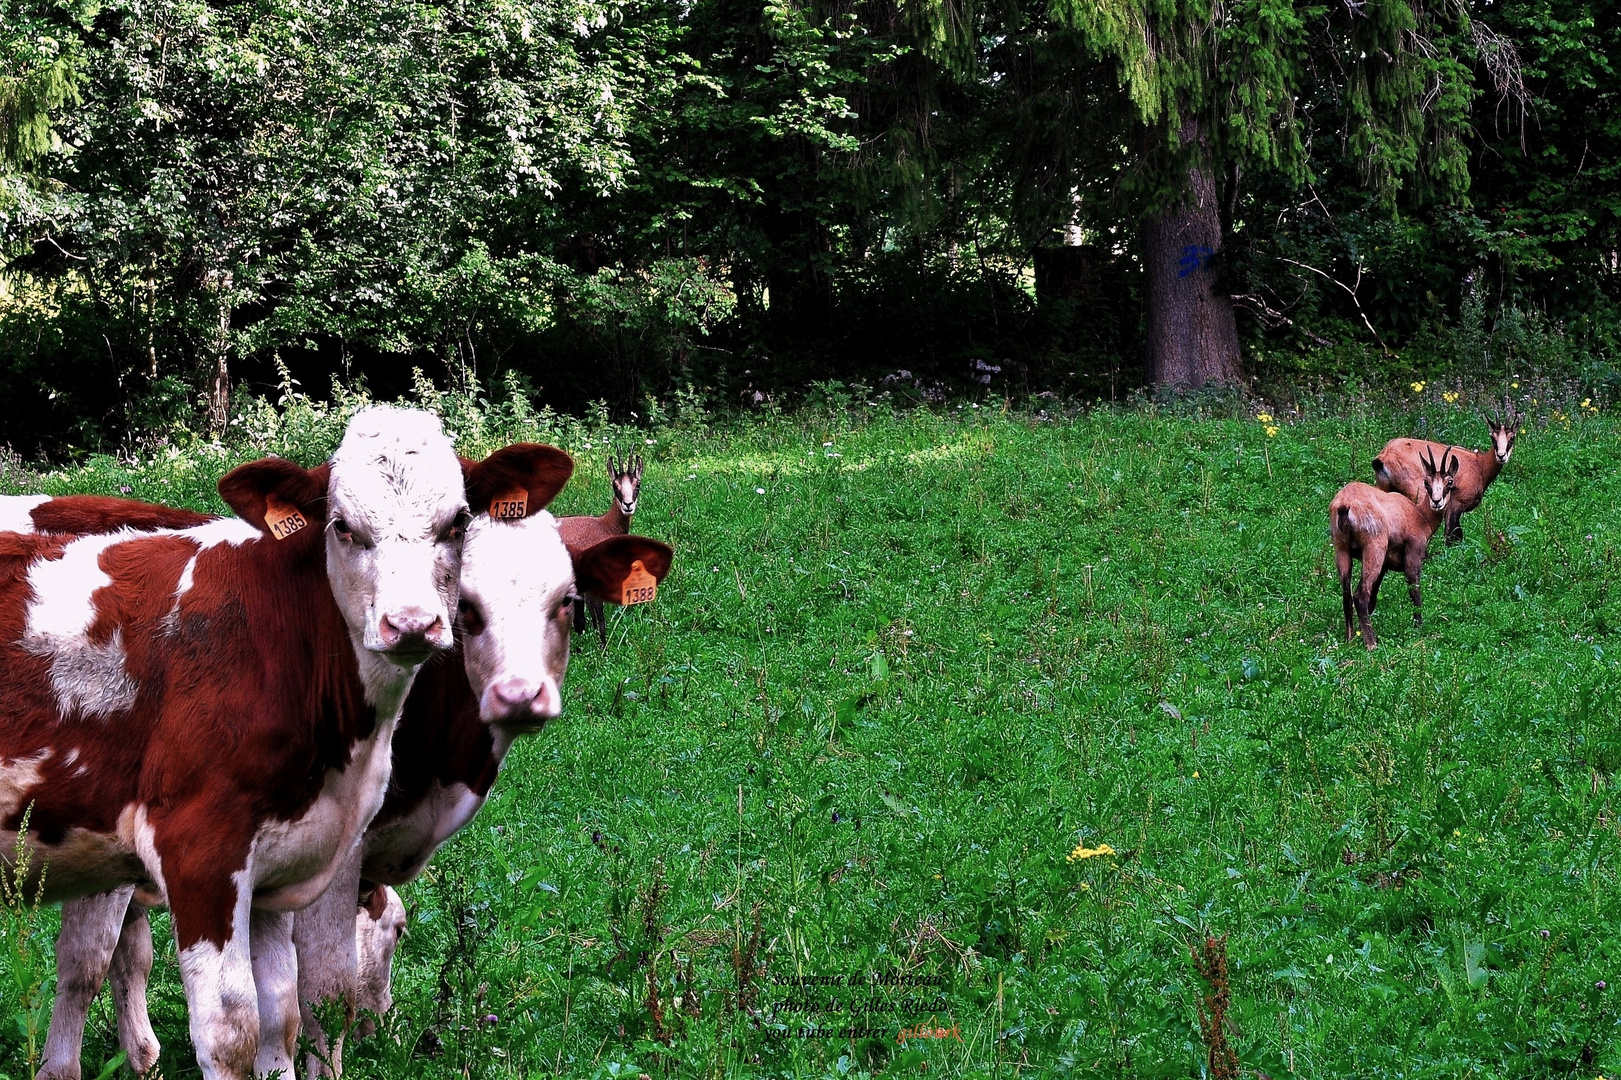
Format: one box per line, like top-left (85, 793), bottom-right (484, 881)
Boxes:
top-left (1049, 0), bottom-right (1481, 385)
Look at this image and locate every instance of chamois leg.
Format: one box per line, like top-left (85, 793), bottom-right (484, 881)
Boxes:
top-left (1405, 549), bottom-right (1426, 628)
top-left (1354, 540), bottom-right (1388, 649)
top-left (1444, 505), bottom-right (1463, 546)
top-left (589, 598), bottom-right (607, 646)
top-left (1366, 568), bottom-right (1386, 614)
top-left (1335, 546), bottom-right (1355, 642)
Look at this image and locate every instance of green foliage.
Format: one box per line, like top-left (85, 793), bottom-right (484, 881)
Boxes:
top-left (0, 806), bottom-right (51, 1078)
top-left (0, 0), bottom-right (1618, 441)
top-left (13, 390), bottom-right (1621, 1076)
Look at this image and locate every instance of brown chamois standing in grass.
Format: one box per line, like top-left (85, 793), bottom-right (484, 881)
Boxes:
top-left (1372, 403), bottom-right (1519, 544)
top-left (1331, 447), bottom-right (1459, 649)
top-left (558, 454), bottom-right (643, 643)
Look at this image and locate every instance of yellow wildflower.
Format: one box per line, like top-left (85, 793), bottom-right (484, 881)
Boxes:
top-left (1078, 882), bottom-right (1091, 891)
top-left (1265, 425), bottom-right (1279, 438)
top-left (1411, 381), bottom-right (1425, 393)
top-left (1512, 381), bottom-right (1519, 388)
top-left (1582, 399), bottom-right (1591, 407)
top-left (1442, 391), bottom-right (1459, 404)
top-left (1192, 770), bottom-right (1200, 778)
top-left (1256, 412), bottom-right (1274, 423)
top-left (1068, 842), bottom-right (1116, 863)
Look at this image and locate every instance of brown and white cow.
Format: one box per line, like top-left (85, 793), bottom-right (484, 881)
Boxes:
top-left (0, 406), bottom-right (483, 1079)
top-left (14, 466), bottom-right (672, 1077)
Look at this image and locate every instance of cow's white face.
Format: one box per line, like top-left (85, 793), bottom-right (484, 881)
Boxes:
top-left (455, 510), bottom-right (576, 726)
top-left (326, 407), bottom-right (469, 666)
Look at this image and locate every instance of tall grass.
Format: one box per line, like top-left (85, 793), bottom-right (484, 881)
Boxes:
top-left (3, 377), bottom-right (1619, 1078)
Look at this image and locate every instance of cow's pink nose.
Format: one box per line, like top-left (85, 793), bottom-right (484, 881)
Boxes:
top-left (379, 609), bottom-right (444, 650)
top-left (491, 678), bottom-right (539, 708)
top-left (485, 677), bottom-right (559, 721)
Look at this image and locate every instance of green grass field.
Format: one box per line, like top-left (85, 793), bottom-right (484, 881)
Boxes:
top-left (4, 391), bottom-right (1620, 1078)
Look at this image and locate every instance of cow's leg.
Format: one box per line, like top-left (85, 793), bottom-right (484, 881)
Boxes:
top-left (109, 902), bottom-right (161, 1076)
top-left (293, 845), bottom-right (364, 1078)
top-left (250, 909), bottom-right (299, 1078)
top-left (38, 887), bottom-right (136, 1080)
top-left (169, 854), bottom-right (260, 1080)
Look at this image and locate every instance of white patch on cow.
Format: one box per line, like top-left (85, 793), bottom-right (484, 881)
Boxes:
top-left (457, 510), bottom-right (575, 725)
top-left (326, 406), bottom-right (468, 667)
top-left (181, 517), bottom-right (262, 550)
top-left (0, 748), bottom-right (51, 821)
top-left (0, 493), bottom-right (49, 533)
top-left (175, 865), bottom-right (258, 1078)
top-left (362, 781), bottom-right (487, 884)
top-left (174, 555), bottom-right (199, 602)
top-left (251, 712), bottom-right (402, 912)
top-left (122, 804), bottom-right (169, 907)
top-left (22, 531), bottom-right (144, 718)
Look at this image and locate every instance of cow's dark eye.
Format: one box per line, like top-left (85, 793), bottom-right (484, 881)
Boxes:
top-left (333, 518), bottom-right (356, 543)
top-left (458, 598), bottom-right (487, 636)
top-left (556, 595), bottom-right (576, 621)
top-left (440, 510), bottom-right (471, 544)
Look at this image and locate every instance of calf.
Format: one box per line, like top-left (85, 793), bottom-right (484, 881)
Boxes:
top-left (557, 454), bottom-right (643, 643)
top-left (23, 470), bottom-right (672, 1077)
top-left (0, 406), bottom-right (471, 1079)
top-left (1372, 405), bottom-right (1519, 544)
top-left (1331, 447), bottom-right (1458, 649)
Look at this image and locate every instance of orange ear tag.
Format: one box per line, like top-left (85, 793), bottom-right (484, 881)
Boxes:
top-left (489, 488), bottom-right (528, 521)
top-left (620, 560), bottom-right (657, 606)
top-left (264, 498), bottom-right (309, 540)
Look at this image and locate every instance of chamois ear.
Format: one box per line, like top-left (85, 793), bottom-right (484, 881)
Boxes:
top-left (463, 444), bottom-right (574, 518)
top-left (1446, 451), bottom-right (1460, 477)
top-left (218, 458), bottom-right (330, 537)
top-left (572, 535), bottom-right (673, 605)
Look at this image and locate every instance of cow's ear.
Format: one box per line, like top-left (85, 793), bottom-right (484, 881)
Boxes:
top-left (218, 458), bottom-right (330, 538)
top-left (573, 535), bottom-right (673, 605)
top-left (464, 443), bottom-right (574, 520)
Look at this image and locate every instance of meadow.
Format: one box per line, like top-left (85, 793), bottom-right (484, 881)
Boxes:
top-left (2, 382), bottom-right (1619, 1079)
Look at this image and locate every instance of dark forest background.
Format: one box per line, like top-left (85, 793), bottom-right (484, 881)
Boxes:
top-left (2, 0), bottom-right (1617, 456)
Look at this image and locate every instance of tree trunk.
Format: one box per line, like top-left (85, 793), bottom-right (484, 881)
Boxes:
top-left (1142, 141), bottom-right (1244, 388)
top-left (205, 270), bottom-right (233, 435)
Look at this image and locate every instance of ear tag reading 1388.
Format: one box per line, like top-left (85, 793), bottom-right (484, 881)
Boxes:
top-left (490, 488), bottom-right (528, 521)
top-left (621, 560), bottom-right (657, 606)
top-left (264, 499), bottom-right (309, 540)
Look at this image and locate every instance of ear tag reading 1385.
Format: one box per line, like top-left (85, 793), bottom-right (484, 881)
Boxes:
top-left (490, 488), bottom-right (528, 521)
top-left (264, 499), bottom-right (309, 540)
top-left (621, 560), bottom-right (657, 606)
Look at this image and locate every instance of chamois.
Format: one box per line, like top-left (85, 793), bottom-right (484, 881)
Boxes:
top-left (1372, 404), bottom-right (1519, 544)
top-left (558, 454), bottom-right (643, 643)
top-left (1331, 447), bottom-right (1458, 649)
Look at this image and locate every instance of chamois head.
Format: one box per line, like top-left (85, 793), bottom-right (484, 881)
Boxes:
top-left (1486, 402), bottom-right (1521, 464)
top-left (1420, 448), bottom-right (1460, 513)
top-left (609, 454), bottom-right (643, 517)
